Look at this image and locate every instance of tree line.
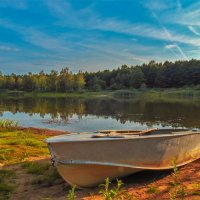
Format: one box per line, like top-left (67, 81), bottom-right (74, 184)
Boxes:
top-left (0, 68), bottom-right (85, 92)
top-left (0, 59), bottom-right (200, 92)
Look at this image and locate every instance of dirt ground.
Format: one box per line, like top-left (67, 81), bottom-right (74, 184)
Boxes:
top-left (1, 158), bottom-right (198, 200)
top-left (1, 127), bottom-right (200, 200)
top-left (16, 126), bottom-right (70, 136)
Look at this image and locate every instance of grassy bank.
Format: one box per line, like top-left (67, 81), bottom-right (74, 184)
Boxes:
top-left (112, 87), bottom-right (200, 104)
top-left (0, 125), bottom-right (65, 200)
top-left (1, 87), bottom-right (200, 101)
top-left (25, 90), bottom-right (113, 98)
top-left (0, 89), bottom-right (113, 98)
top-left (0, 128), bottom-right (49, 166)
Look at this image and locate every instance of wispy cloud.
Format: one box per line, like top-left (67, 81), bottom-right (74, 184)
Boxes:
top-left (188, 26), bottom-right (200, 36)
top-left (0, 45), bottom-right (19, 51)
top-left (141, 1), bottom-right (189, 60)
top-left (44, 0), bottom-right (200, 48)
top-left (141, 0), bottom-right (175, 11)
top-left (45, 0), bottom-right (96, 28)
top-left (0, 11), bottom-right (162, 67)
top-left (0, 18), bottom-right (156, 72)
top-left (0, 19), bottom-right (71, 51)
top-left (165, 44), bottom-right (177, 49)
top-left (156, 1), bottom-right (200, 26)
top-left (0, 0), bottom-right (198, 73)
top-left (139, 3), bottom-right (188, 60)
top-left (165, 44), bottom-right (188, 60)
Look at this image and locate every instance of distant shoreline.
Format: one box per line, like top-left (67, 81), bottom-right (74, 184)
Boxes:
top-left (0, 87), bottom-right (200, 101)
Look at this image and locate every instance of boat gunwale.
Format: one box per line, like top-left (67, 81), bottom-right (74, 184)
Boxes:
top-left (45, 130), bottom-right (200, 143)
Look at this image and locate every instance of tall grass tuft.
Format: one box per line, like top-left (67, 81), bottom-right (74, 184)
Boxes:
top-left (0, 119), bottom-right (18, 128)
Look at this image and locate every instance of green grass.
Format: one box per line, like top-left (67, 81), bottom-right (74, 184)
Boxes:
top-left (146, 186), bottom-right (159, 194)
top-left (0, 128), bottom-right (49, 165)
top-left (30, 166), bottom-right (62, 186)
top-left (112, 89), bottom-right (139, 98)
top-left (142, 88), bottom-right (200, 99)
top-left (0, 148), bottom-right (16, 161)
top-left (0, 89), bottom-right (114, 99)
top-left (22, 162), bottom-right (49, 174)
top-left (1, 88), bottom-right (200, 102)
top-left (0, 169), bottom-right (16, 200)
top-left (44, 168), bottom-right (61, 186)
top-left (24, 90), bottom-right (114, 98)
top-left (0, 119), bottom-right (18, 128)
top-left (0, 90), bottom-right (24, 97)
top-left (111, 87), bottom-right (200, 104)
top-left (0, 135), bottom-right (45, 147)
top-left (0, 148), bottom-right (16, 154)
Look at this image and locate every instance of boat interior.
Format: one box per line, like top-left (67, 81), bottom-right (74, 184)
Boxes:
top-left (46, 128), bottom-right (199, 143)
top-left (92, 128), bottom-right (198, 138)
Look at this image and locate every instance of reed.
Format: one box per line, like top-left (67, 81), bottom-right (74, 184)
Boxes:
top-left (0, 119), bottom-right (18, 128)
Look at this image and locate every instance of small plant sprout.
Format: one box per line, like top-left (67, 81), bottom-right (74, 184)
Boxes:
top-left (146, 185), bottom-right (158, 194)
top-left (171, 159), bottom-right (180, 186)
top-left (99, 178), bottom-right (132, 200)
top-left (168, 159), bottom-right (187, 200)
top-left (66, 185), bottom-right (76, 200)
top-left (99, 178), bottom-right (113, 200)
top-left (177, 185), bottom-right (186, 200)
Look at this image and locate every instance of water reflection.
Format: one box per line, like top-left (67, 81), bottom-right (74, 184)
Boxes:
top-left (0, 97), bottom-right (199, 131)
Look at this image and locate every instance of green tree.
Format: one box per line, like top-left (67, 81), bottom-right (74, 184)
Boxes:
top-left (129, 67), bottom-right (145, 88)
top-left (23, 73), bottom-right (38, 91)
top-left (47, 70), bottom-right (58, 92)
top-left (38, 71), bottom-right (47, 91)
top-left (74, 72), bottom-right (85, 90)
top-left (16, 76), bottom-right (23, 90)
top-left (6, 76), bottom-right (15, 89)
top-left (0, 72), bottom-right (5, 89)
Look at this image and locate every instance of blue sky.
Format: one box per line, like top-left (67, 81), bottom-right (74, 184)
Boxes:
top-left (0, 0), bottom-right (200, 74)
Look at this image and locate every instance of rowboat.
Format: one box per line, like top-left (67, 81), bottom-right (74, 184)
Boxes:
top-left (45, 128), bottom-right (200, 188)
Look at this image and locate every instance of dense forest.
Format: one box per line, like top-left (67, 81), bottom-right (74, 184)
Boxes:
top-left (0, 59), bottom-right (200, 92)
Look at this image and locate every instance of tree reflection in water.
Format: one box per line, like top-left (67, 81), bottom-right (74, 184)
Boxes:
top-left (0, 97), bottom-right (199, 129)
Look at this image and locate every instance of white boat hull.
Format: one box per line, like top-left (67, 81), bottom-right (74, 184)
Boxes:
top-left (46, 129), bottom-right (200, 187)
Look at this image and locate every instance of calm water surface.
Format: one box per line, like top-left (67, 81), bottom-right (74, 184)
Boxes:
top-left (0, 97), bottom-right (199, 132)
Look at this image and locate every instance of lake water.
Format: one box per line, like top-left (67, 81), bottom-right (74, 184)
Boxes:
top-left (0, 97), bottom-right (199, 132)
